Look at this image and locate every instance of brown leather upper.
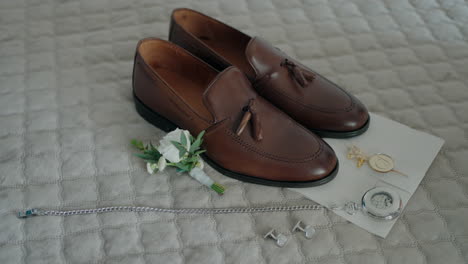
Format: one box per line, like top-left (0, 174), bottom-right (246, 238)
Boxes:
top-left (169, 8), bottom-right (369, 133)
top-left (133, 38), bottom-right (337, 182)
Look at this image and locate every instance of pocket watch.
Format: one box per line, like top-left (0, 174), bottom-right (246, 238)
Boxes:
top-left (334, 186), bottom-right (403, 221)
top-left (361, 187), bottom-right (402, 220)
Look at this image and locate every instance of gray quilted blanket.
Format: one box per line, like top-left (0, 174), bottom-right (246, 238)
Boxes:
top-left (1, 0), bottom-right (467, 263)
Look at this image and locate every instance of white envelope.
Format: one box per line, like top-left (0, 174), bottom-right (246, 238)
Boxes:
top-left (289, 113), bottom-right (444, 238)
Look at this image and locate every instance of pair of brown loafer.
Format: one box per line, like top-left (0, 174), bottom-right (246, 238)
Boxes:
top-left (133, 8), bottom-right (370, 188)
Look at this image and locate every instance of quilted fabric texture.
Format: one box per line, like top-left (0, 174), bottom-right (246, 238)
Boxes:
top-left (1, 0), bottom-right (468, 263)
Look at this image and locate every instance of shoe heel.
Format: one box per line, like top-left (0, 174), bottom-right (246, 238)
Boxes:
top-left (133, 93), bottom-right (178, 132)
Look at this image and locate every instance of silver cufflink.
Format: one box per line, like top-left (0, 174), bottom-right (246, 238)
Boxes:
top-left (292, 221), bottom-right (315, 239)
top-left (264, 229), bottom-right (288, 247)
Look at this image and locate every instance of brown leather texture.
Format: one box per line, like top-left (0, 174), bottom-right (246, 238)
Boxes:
top-left (133, 38), bottom-right (337, 183)
top-left (169, 8), bottom-right (369, 134)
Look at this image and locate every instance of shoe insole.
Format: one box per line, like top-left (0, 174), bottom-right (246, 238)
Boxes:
top-left (200, 36), bottom-right (256, 79)
top-left (155, 67), bottom-right (212, 121)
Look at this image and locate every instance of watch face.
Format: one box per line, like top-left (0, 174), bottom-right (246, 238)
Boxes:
top-left (362, 187), bottom-right (402, 221)
top-left (370, 192), bottom-right (393, 209)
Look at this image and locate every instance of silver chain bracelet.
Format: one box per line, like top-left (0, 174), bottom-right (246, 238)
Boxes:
top-left (17, 187), bottom-right (402, 221)
top-left (17, 202), bottom-right (364, 218)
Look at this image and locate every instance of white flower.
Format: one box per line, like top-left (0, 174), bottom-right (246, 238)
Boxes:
top-left (157, 156), bottom-right (167, 171)
top-left (147, 157), bottom-right (167, 174)
top-left (147, 162), bottom-right (158, 174)
top-left (158, 128), bottom-right (191, 163)
top-left (196, 159), bottom-right (204, 170)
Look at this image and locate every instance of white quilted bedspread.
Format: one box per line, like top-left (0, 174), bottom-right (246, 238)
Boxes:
top-left (1, 0), bottom-right (468, 263)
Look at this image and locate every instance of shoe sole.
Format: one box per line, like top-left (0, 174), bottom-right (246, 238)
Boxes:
top-left (309, 117), bottom-right (370, 138)
top-left (133, 93), bottom-right (338, 188)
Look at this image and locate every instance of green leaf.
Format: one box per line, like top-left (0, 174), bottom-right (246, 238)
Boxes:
top-left (131, 139), bottom-right (145, 150)
top-left (185, 156), bottom-right (199, 163)
top-left (149, 142), bottom-right (158, 151)
top-left (145, 148), bottom-right (157, 155)
top-left (134, 153), bottom-right (156, 161)
top-left (174, 163), bottom-right (189, 172)
top-left (145, 144), bottom-right (162, 158)
top-left (171, 141), bottom-right (181, 148)
top-left (146, 151), bottom-right (162, 160)
top-left (171, 141), bottom-right (187, 158)
top-left (196, 130), bottom-right (205, 143)
top-left (194, 150), bottom-right (206, 155)
top-left (180, 132), bottom-right (187, 149)
top-left (189, 130), bottom-right (205, 153)
top-left (187, 164), bottom-right (197, 171)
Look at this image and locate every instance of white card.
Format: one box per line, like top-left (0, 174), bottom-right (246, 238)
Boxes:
top-left (289, 113), bottom-right (444, 238)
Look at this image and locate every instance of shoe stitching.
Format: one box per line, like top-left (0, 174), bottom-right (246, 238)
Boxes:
top-left (224, 129), bottom-right (323, 163)
top-left (262, 79), bottom-right (356, 113)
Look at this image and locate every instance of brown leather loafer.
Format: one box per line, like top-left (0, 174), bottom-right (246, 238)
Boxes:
top-left (132, 38), bottom-right (338, 187)
top-left (169, 8), bottom-right (370, 138)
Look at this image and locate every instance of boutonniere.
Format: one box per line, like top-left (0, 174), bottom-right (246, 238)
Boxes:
top-left (131, 128), bottom-right (225, 194)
